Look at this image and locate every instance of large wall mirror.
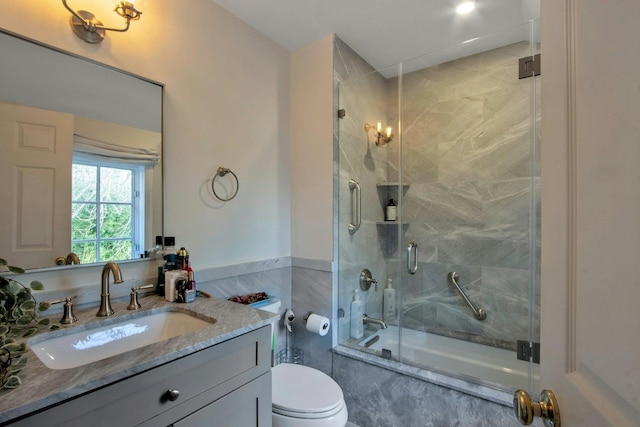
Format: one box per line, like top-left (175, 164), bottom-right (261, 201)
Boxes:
top-left (0, 29), bottom-right (163, 271)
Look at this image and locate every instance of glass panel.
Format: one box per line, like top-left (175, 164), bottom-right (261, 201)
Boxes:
top-left (100, 204), bottom-right (132, 238)
top-left (72, 164), bottom-right (97, 202)
top-left (99, 240), bottom-right (132, 263)
top-left (336, 21), bottom-right (541, 393)
top-left (334, 35), bottom-right (400, 349)
top-left (100, 167), bottom-right (132, 203)
top-left (71, 203), bottom-right (97, 240)
top-left (396, 22), bottom-right (541, 390)
top-left (71, 241), bottom-right (97, 264)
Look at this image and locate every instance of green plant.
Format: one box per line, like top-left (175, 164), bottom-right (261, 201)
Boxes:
top-left (0, 258), bottom-right (54, 392)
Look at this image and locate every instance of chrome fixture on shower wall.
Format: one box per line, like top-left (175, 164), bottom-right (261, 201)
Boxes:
top-left (61, 0), bottom-right (148, 43)
top-left (364, 122), bottom-right (393, 146)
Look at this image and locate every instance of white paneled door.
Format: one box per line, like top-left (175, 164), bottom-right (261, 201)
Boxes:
top-left (540, 0), bottom-right (640, 425)
top-left (0, 102), bottom-right (73, 268)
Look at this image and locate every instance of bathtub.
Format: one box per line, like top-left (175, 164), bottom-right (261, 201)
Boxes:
top-left (357, 325), bottom-right (538, 391)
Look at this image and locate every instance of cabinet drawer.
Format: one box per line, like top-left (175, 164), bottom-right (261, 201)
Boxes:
top-left (172, 371), bottom-right (272, 427)
top-left (12, 325), bottom-right (271, 426)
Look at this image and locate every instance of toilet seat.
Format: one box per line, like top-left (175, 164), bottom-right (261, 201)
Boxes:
top-left (272, 363), bottom-right (345, 419)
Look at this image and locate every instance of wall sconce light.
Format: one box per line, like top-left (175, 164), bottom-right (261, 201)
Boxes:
top-left (456, 1), bottom-right (476, 15)
top-left (365, 122), bottom-right (394, 146)
top-left (62, 0), bottom-right (147, 44)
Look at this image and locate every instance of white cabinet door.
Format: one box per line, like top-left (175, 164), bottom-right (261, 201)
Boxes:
top-left (0, 102), bottom-right (73, 268)
top-left (541, 0), bottom-right (640, 425)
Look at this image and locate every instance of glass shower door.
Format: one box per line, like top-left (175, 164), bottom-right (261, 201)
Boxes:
top-left (335, 20), bottom-right (541, 394)
top-left (395, 22), bottom-right (541, 391)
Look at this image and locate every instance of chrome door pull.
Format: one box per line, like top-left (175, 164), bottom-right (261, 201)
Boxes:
top-left (407, 242), bottom-right (418, 274)
top-left (348, 179), bottom-right (361, 234)
top-left (513, 389), bottom-right (561, 427)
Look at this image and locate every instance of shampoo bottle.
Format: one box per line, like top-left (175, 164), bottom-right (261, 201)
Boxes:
top-left (350, 289), bottom-right (364, 339)
top-left (383, 278), bottom-right (396, 320)
top-left (386, 199), bottom-right (397, 221)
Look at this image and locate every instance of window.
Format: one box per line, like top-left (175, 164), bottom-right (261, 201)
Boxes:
top-left (71, 156), bottom-right (144, 264)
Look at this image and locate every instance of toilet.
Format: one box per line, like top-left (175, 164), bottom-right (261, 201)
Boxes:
top-left (250, 298), bottom-right (348, 427)
top-left (272, 363), bottom-right (348, 427)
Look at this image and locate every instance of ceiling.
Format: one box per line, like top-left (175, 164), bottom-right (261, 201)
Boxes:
top-left (210, 0), bottom-right (540, 77)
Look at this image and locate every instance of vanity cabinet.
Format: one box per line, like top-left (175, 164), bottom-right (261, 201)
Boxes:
top-left (9, 325), bottom-right (272, 427)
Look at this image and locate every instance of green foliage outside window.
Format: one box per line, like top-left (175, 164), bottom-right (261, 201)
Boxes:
top-left (72, 163), bottom-right (136, 264)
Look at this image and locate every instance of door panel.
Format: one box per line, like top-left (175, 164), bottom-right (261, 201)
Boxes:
top-left (541, 0), bottom-right (640, 425)
top-left (0, 102), bottom-right (73, 267)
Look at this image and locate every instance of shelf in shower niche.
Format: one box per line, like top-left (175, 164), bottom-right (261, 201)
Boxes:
top-left (375, 221), bottom-right (410, 226)
top-left (376, 182), bottom-right (410, 189)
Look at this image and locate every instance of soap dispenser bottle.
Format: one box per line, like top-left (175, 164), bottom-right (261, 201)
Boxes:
top-left (383, 278), bottom-right (396, 320)
top-left (385, 199), bottom-right (397, 221)
top-left (350, 289), bottom-right (364, 339)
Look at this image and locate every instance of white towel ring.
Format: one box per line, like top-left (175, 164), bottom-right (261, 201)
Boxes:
top-left (212, 166), bottom-right (239, 201)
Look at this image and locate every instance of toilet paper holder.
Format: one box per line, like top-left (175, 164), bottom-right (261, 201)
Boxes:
top-left (304, 311), bottom-right (329, 321)
top-left (303, 312), bottom-right (331, 336)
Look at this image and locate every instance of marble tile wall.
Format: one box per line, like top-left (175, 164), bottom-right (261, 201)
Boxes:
top-left (289, 258), bottom-right (333, 375)
top-left (198, 256), bottom-right (333, 376)
top-left (196, 257), bottom-right (292, 357)
top-left (333, 353), bottom-right (515, 427)
top-left (336, 37), bottom-right (541, 351)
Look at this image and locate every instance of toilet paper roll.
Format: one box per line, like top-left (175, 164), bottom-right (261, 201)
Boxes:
top-left (306, 313), bottom-right (330, 336)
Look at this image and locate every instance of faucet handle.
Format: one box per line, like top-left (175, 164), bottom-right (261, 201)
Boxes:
top-left (127, 284), bottom-right (154, 310)
top-left (50, 296), bottom-right (78, 324)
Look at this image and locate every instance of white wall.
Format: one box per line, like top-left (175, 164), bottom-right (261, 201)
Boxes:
top-left (0, 0), bottom-right (291, 276)
top-left (289, 35), bottom-right (334, 261)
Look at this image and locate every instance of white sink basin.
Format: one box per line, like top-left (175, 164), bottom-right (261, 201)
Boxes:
top-left (30, 310), bottom-right (214, 370)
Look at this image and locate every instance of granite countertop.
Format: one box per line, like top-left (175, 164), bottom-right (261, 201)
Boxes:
top-left (0, 295), bottom-right (277, 424)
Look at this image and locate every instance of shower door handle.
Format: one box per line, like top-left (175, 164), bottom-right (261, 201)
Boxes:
top-left (407, 242), bottom-right (418, 274)
top-left (348, 179), bottom-right (361, 234)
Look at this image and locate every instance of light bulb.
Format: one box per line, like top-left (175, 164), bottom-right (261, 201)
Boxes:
top-left (456, 1), bottom-right (475, 15)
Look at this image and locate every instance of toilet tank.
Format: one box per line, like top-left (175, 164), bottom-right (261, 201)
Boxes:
top-left (249, 298), bottom-right (281, 365)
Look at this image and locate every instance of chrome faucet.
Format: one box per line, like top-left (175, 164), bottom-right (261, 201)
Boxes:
top-left (363, 313), bottom-right (387, 329)
top-left (65, 252), bottom-right (80, 265)
top-left (97, 262), bottom-right (124, 317)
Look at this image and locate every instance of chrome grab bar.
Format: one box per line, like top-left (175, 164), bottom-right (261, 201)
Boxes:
top-left (407, 242), bottom-right (418, 274)
top-left (447, 272), bottom-right (486, 321)
top-left (348, 179), bottom-right (361, 234)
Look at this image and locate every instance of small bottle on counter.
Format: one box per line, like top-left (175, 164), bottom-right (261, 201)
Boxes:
top-left (163, 237), bottom-right (177, 271)
top-left (165, 269), bottom-right (187, 302)
top-left (177, 247), bottom-right (189, 270)
top-left (156, 266), bottom-right (165, 297)
top-left (183, 268), bottom-right (196, 303)
top-left (155, 235), bottom-right (165, 296)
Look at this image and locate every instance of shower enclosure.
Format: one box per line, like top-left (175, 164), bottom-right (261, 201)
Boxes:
top-left (336, 22), bottom-right (541, 393)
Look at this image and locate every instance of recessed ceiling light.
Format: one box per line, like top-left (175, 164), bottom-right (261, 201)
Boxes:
top-left (456, 1), bottom-right (476, 15)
